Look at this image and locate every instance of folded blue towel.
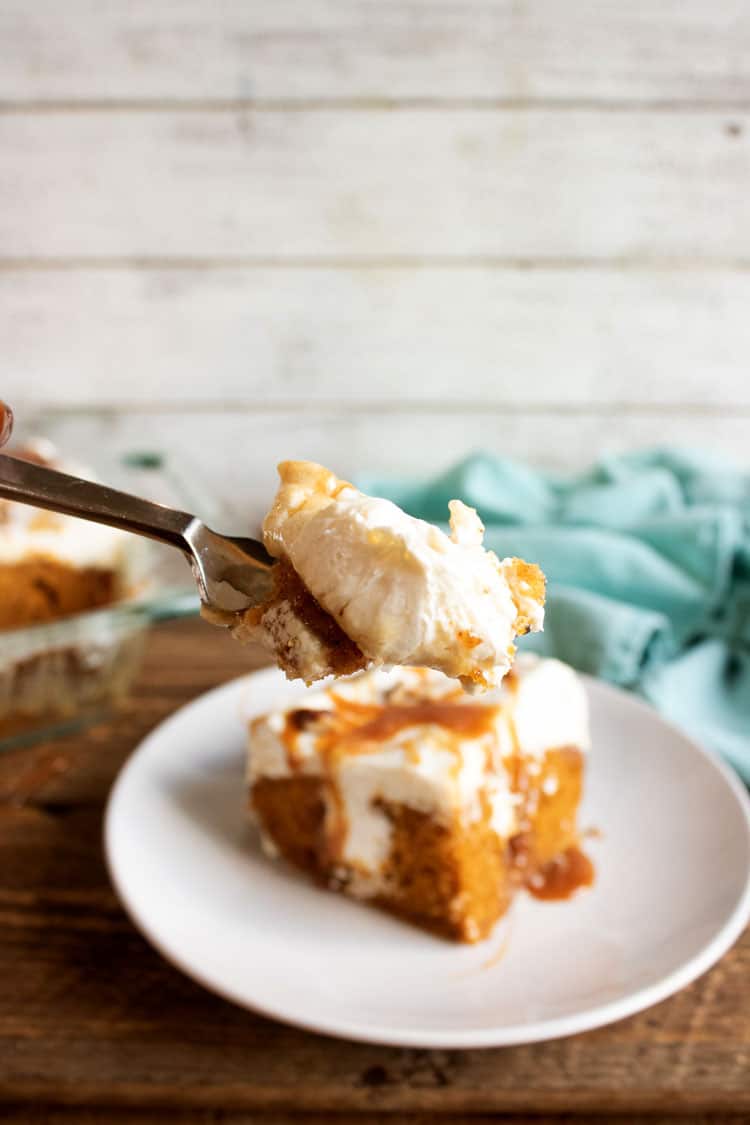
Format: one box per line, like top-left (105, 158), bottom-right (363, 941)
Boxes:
top-left (359, 449), bottom-right (750, 782)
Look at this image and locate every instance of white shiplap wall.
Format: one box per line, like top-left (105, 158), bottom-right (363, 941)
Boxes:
top-left (3, 1), bottom-right (749, 502)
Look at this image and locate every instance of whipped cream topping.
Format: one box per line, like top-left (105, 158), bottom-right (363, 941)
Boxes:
top-left (0, 440), bottom-right (130, 570)
top-left (248, 656), bottom-right (589, 893)
top-left (256, 460), bottom-right (545, 690)
top-left (504, 654), bottom-right (591, 756)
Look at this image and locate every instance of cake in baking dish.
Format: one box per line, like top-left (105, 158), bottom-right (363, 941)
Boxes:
top-left (247, 656), bottom-right (592, 943)
top-left (0, 441), bottom-right (131, 629)
top-left (230, 460), bottom-right (545, 692)
top-left (0, 440), bottom-right (141, 740)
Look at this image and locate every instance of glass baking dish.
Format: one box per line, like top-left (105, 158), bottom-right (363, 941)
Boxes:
top-left (0, 450), bottom-right (201, 751)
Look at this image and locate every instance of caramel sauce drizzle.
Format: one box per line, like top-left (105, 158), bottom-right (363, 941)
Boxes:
top-left (338, 701), bottom-right (500, 747)
top-left (282, 697), bottom-right (499, 766)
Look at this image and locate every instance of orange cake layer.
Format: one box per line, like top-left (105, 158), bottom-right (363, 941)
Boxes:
top-left (238, 557), bottom-right (367, 681)
top-left (248, 658), bottom-right (591, 943)
top-left (0, 559), bottom-right (118, 629)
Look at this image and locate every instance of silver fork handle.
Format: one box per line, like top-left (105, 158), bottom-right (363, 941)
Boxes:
top-left (0, 453), bottom-right (194, 550)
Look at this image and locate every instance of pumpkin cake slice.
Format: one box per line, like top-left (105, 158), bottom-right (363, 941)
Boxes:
top-left (247, 656), bottom-right (591, 943)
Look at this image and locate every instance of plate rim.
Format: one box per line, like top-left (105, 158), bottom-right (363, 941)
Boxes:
top-left (104, 669), bottom-right (750, 1049)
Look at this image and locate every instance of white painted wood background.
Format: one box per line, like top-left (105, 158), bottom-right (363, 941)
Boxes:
top-left (2, 0), bottom-right (749, 511)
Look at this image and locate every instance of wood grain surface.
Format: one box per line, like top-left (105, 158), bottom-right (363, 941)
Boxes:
top-left (0, 617), bottom-right (747, 1119)
top-left (4, 2), bottom-right (750, 474)
top-left (4, 109), bottom-right (749, 261)
top-left (2, 0), bottom-right (748, 104)
top-left (7, 266), bottom-right (750, 410)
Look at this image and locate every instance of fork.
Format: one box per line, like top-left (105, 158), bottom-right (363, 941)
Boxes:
top-left (0, 452), bottom-right (275, 615)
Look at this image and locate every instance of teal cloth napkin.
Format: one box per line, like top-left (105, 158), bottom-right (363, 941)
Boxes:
top-left (359, 449), bottom-right (750, 782)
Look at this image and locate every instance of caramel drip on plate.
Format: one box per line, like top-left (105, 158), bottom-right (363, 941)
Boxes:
top-left (527, 846), bottom-right (595, 901)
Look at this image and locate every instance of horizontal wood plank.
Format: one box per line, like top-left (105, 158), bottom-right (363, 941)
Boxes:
top-left (2, 110), bottom-right (748, 259)
top-left (0, 618), bottom-right (747, 1114)
top-left (1, 0), bottom-right (749, 104)
top-left (14, 407), bottom-right (750, 531)
top-left (6, 266), bottom-right (750, 409)
top-left (3, 1116), bottom-right (749, 1125)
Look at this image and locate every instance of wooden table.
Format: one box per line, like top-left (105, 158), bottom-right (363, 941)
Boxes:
top-left (1, 618), bottom-right (747, 1123)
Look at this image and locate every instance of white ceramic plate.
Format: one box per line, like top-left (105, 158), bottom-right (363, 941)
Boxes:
top-left (105, 668), bottom-right (750, 1048)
